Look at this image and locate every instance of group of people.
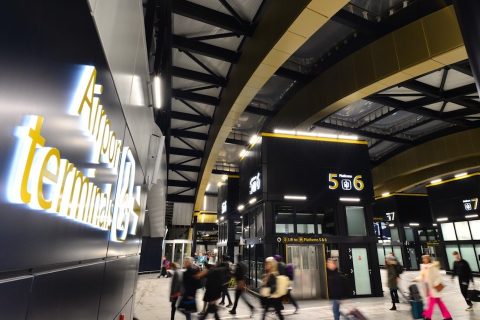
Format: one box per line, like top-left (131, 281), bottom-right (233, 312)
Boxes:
top-left (167, 254), bottom-right (298, 320)
top-left (386, 250), bottom-right (476, 320)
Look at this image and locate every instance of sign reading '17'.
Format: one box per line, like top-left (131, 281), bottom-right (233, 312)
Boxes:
top-left (328, 173), bottom-right (364, 191)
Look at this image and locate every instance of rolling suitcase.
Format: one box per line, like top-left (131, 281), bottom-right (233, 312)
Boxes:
top-left (409, 284), bottom-right (422, 301)
top-left (410, 299), bottom-right (424, 319)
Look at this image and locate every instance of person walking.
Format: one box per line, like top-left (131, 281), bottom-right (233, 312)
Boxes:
top-left (229, 255), bottom-right (254, 316)
top-left (169, 263), bottom-right (182, 320)
top-left (274, 255), bottom-right (299, 313)
top-left (159, 256), bottom-right (170, 278)
top-left (327, 258), bottom-right (345, 320)
top-left (219, 255), bottom-right (233, 307)
top-left (386, 254), bottom-right (401, 310)
top-left (419, 255), bottom-right (452, 320)
top-left (451, 251), bottom-right (474, 311)
top-left (196, 263), bottom-right (223, 320)
top-left (260, 257), bottom-right (288, 320)
top-left (178, 257), bottom-right (200, 320)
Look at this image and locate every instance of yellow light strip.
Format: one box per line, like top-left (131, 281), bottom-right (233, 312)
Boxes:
top-left (426, 172), bottom-right (480, 188)
top-left (375, 192), bottom-right (428, 200)
top-left (260, 132), bottom-right (368, 145)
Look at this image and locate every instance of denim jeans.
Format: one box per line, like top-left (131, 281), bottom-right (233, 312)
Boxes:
top-left (332, 300), bottom-right (340, 320)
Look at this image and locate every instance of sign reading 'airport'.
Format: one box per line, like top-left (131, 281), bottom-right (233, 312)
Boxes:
top-left (249, 172), bottom-right (261, 195)
top-left (8, 66), bottom-right (140, 242)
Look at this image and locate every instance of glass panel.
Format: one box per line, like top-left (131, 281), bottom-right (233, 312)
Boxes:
top-left (409, 248), bottom-right (418, 270)
top-left (276, 212), bottom-right (295, 234)
top-left (393, 246), bottom-right (404, 266)
top-left (249, 213), bottom-right (255, 237)
top-left (445, 244), bottom-right (460, 270)
top-left (475, 245), bottom-right (480, 272)
top-left (470, 220), bottom-right (480, 240)
top-left (352, 248), bottom-right (372, 295)
top-left (165, 243), bottom-right (174, 262)
top-left (377, 246), bottom-right (385, 266)
top-left (174, 243), bottom-right (183, 266)
top-left (460, 245), bottom-right (479, 272)
top-left (297, 213), bottom-right (315, 234)
top-left (390, 228), bottom-right (400, 243)
top-left (426, 229), bottom-right (436, 241)
top-left (184, 243), bottom-right (191, 259)
top-left (455, 221), bottom-right (471, 240)
top-left (441, 223), bottom-right (457, 241)
top-left (405, 228), bottom-right (415, 242)
top-left (256, 210), bottom-right (264, 237)
top-left (346, 206), bottom-right (367, 236)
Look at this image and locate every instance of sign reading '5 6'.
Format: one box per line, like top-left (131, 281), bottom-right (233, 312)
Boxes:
top-left (328, 173), bottom-right (365, 191)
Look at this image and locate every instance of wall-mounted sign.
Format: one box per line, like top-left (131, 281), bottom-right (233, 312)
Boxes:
top-left (7, 66), bottom-right (140, 242)
top-left (328, 173), bottom-right (364, 191)
top-left (221, 201), bottom-right (227, 214)
top-left (463, 198), bottom-right (478, 211)
top-left (386, 211), bottom-right (395, 221)
top-left (280, 236), bottom-right (328, 244)
top-left (249, 172), bottom-right (261, 195)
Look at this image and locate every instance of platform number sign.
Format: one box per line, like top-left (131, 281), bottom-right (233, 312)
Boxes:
top-left (386, 211), bottom-right (395, 222)
top-left (328, 173), bottom-right (364, 191)
top-left (463, 198), bottom-right (478, 211)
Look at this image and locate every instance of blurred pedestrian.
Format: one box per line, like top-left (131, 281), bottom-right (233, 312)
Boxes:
top-left (419, 255), bottom-right (452, 320)
top-left (229, 255), bottom-right (254, 316)
top-left (327, 258), bottom-right (345, 320)
top-left (159, 256), bottom-right (170, 278)
top-left (386, 254), bottom-right (401, 310)
top-left (178, 257), bottom-right (200, 320)
top-left (169, 263), bottom-right (182, 320)
top-left (451, 251), bottom-right (474, 311)
top-left (274, 255), bottom-right (299, 313)
top-left (260, 257), bottom-right (288, 320)
top-left (196, 263), bottom-right (223, 320)
top-left (219, 255), bottom-right (233, 307)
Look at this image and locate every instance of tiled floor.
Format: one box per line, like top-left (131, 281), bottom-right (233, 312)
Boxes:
top-left (134, 270), bottom-right (479, 319)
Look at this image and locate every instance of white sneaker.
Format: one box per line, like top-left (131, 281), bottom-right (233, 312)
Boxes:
top-left (466, 306), bottom-right (473, 311)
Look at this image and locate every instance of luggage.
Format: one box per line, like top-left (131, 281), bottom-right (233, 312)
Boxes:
top-left (410, 300), bottom-right (424, 319)
top-left (468, 289), bottom-right (480, 302)
top-left (409, 284), bottom-right (422, 301)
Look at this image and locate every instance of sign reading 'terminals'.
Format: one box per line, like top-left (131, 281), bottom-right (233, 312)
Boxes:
top-left (8, 66), bottom-right (140, 242)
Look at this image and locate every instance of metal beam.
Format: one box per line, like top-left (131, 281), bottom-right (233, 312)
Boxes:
top-left (331, 9), bottom-right (380, 36)
top-left (170, 164), bottom-right (200, 172)
top-left (171, 111), bottom-right (212, 124)
top-left (167, 194), bottom-right (195, 203)
top-left (172, 89), bottom-right (219, 106)
top-left (170, 147), bottom-right (203, 157)
top-left (245, 105), bottom-right (274, 116)
top-left (172, 66), bottom-right (226, 87)
top-left (274, 67), bottom-right (306, 82)
top-left (168, 180), bottom-right (197, 188)
top-left (172, 0), bottom-right (252, 35)
top-left (315, 121), bottom-right (412, 144)
top-left (212, 169), bottom-right (239, 175)
top-left (171, 129), bottom-right (208, 140)
top-left (173, 35), bottom-right (239, 63)
top-left (225, 138), bottom-right (248, 146)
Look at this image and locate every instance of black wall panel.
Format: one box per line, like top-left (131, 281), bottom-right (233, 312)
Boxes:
top-left (0, 276), bottom-right (32, 319)
top-left (139, 237), bottom-right (163, 272)
top-left (27, 263), bottom-right (104, 320)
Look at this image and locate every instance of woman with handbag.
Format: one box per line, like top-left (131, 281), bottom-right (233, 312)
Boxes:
top-left (260, 257), bottom-right (288, 320)
top-left (419, 255), bottom-right (452, 320)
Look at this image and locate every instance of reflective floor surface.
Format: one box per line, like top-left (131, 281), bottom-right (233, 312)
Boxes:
top-left (134, 270), bottom-right (478, 319)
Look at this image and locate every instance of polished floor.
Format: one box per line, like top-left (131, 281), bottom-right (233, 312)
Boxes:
top-left (134, 270), bottom-right (478, 319)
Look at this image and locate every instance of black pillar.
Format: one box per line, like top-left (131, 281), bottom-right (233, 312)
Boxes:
top-left (227, 218), bottom-right (235, 259)
top-left (191, 216), bottom-right (198, 257)
top-left (453, 1), bottom-right (480, 93)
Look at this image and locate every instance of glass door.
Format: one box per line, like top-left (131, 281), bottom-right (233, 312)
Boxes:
top-left (408, 248), bottom-right (418, 270)
top-left (351, 247), bottom-right (372, 295)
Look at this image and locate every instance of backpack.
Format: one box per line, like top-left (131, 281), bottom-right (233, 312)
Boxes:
top-left (395, 263), bottom-right (404, 275)
top-left (285, 263), bottom-right (294, 280)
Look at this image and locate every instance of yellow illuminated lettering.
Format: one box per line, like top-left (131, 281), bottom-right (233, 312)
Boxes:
top-left (31, 147), bottom-right (60, 210)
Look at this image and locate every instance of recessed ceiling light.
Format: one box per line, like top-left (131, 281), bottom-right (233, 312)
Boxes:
top-left (430, 179), bottom-right (442, 184)
top-left (284, 195), bottom-right (307, 200)
top-left (339, 197), bottom-right (360, 202)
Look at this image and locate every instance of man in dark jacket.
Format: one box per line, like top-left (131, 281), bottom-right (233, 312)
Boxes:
top-left (179, 258), bottom-right (200, 320)
top-left (229, 255), bottom-right (255, 316)
top-left (218, 255), bottom-right (233, 307)
top-left (196, 264), bottom-right (223, 320)
top-left (452, 251), bottom-right (474, 311)
top-left (327, 258), bottom-right (345, 320)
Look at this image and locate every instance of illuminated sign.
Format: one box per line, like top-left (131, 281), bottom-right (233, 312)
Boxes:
top-left (221, 201), bottom-right (227, 214)
top-left (249, 172), bottom-right (261, 195)
top-left (7, 66), bottom-right (140, 242)
top-left (328, 173), bottom-right (364, 191)
top-left (280, 236), bottom-right (328, 244)
top-left (386, 211), bottom-right (395, 221)
top-left (463, 198), bottom-right (478, 211)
